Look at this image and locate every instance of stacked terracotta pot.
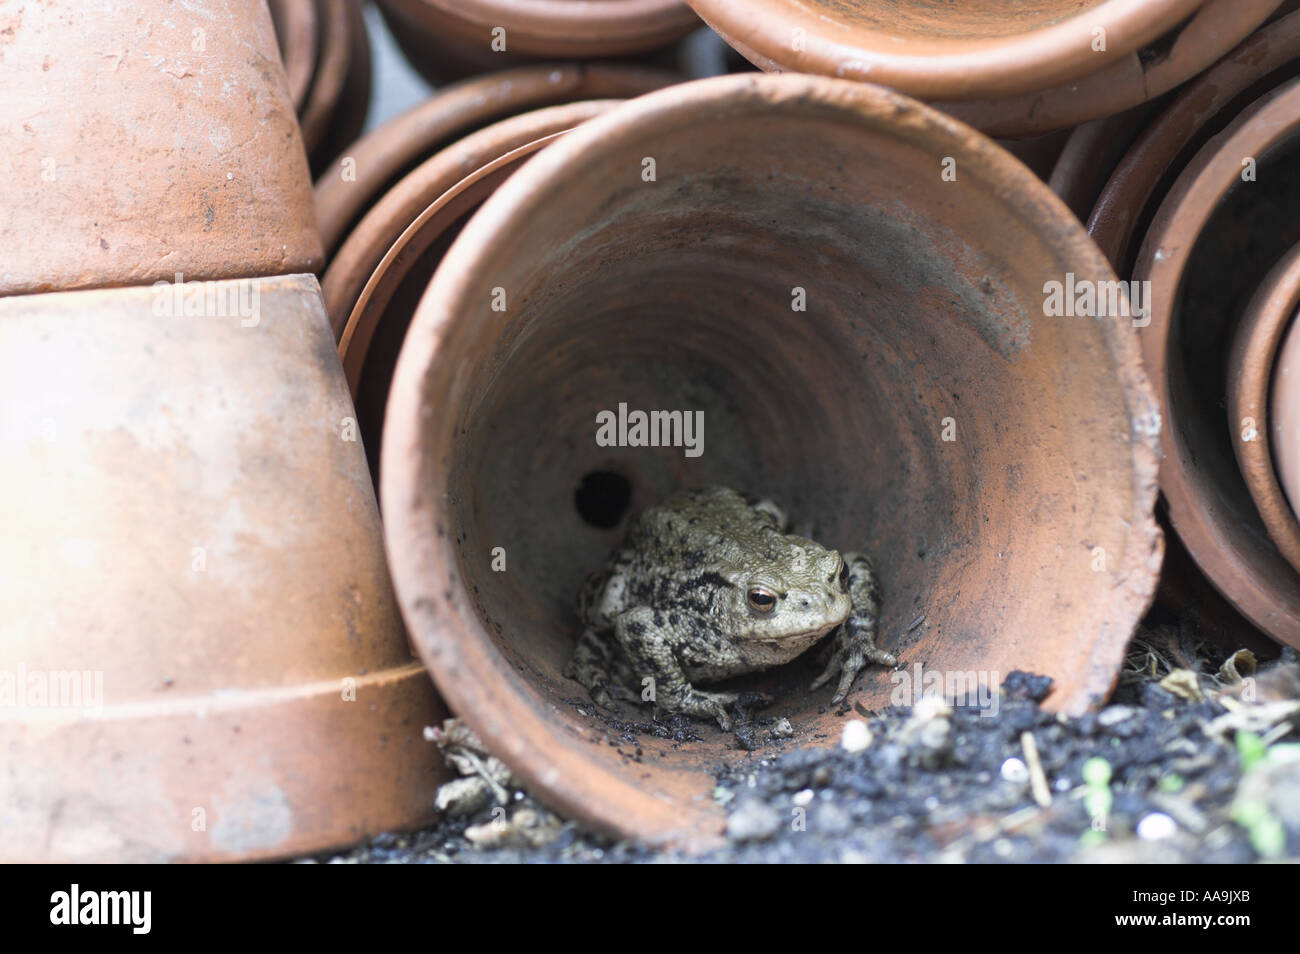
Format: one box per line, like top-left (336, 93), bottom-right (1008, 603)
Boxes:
top-left (0, 0), bottom-right (447, 863)
top-left (1039, 8), bottom-right (1300, 652)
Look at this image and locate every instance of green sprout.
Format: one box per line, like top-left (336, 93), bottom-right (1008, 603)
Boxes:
top-left (1231, 800), bottom-right (1285, 859)
top-left (1231, 734), bottom-right (1300, 859)
top-left (1236, 731), bottom-right (1267, 772)
top-left (1081, 757), bottom-right (1113, 843)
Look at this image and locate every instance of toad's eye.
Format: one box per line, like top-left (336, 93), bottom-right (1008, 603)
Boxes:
top-left (747, 588), bottom-right (777, 614)
top-left (838, 559), bottom-right (850, 588)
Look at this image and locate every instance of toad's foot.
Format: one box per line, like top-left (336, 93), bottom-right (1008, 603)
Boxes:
top-left (660, 687), bottom-right (740, 731)
top-left (810, 618), bottom-right (898, 703)
top-left (810, 550), bottom-right (895, 703)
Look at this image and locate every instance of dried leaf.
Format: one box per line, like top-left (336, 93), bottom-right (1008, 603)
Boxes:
top-left (1159, 668), bottom-right (1204, 702)
top-left (1218, 649), bottom-right (1257, 685)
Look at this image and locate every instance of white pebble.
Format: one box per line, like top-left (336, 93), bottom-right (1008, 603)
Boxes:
top-left (1000, 757), bottom-right (1029, 783)
top-left (913, 694), bottom-right (952, 721)
top-left (841, 719), bottom-right (873, 753)
top-left (793, 789), bottom-right (814, 806)
top-left (1137, 812), bottom-right (1177, 841)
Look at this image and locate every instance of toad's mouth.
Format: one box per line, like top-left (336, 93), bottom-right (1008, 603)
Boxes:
top-left (756, 618), bottom-right (846, 644)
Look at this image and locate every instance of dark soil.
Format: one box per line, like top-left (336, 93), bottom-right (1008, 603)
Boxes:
top-left (305, 642), bottom-right (1300, 865)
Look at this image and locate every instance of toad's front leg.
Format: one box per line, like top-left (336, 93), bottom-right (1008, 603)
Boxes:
top-left (613, 606), bottom-right (738, 730)
top-left (811, 551), bottom-right (897, 703)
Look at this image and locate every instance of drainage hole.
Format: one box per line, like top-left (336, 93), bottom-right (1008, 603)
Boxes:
top-left (575, 471), bottom-right (631, 529)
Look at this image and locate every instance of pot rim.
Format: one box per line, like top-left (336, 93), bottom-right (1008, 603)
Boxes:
top-left (933, 0), bottom-right (1281, 137)
top-left (382, 73), bottom-right (1163, 844)
top-left (687, 0), bottom-right (1204, 102)
top-left (1227, 242), bottom-right (1300, 574)
top-left (1136, 78), bottom-right (1300, 647)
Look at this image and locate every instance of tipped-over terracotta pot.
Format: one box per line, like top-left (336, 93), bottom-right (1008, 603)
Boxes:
top-left (0, 276), bottom-right (449, 862)
top-left (684, 0), bottom-right (1268, 113)
top-left (1136, 79), bottom-right (1300, 649)
top-left (381, 73), bottom-right (1163, 847)
top-left (1228, 243), bottom-right (1300, 576)
top-left (0, 0), bottom-right (321, 296)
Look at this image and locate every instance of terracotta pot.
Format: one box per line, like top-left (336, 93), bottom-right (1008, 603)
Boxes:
top-left (0, 276), bottom-right (450, 862)
top-left (1228, 243), bottom-right (1300, 575)
top-left (381, 74), bottom-right (1163, 846)
top-left (685, 0), bottom-right (1268, 110)
top-left (0, 0), bottom-right (322, 296)
top-left (1136, 79), bottom-right (1300, 649)
top-left (270, 0), bottom-right (318, 114)
top-left (315, 64), bottom-right (675, 260)
top-left (934, 0), bottom-right (1281, 138)
top-left (1090, 8), bottom-right (1300, 273)
top-left (375, 0), bottom-right (698, 80)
